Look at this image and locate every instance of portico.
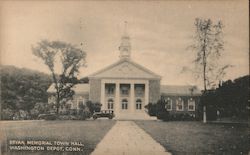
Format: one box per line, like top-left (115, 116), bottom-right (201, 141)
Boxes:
top-left (101, 79), bottom-right (149, 117)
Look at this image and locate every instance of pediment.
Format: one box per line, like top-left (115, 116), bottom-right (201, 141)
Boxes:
top-left (89, 59), bottom-right (161, 79)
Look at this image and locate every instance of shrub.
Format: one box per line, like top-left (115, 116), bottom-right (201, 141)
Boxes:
top-left (19, 110), bottom-right (29, 120)
top-left (155, 98), bottom-right (170, 121)
top-left (30, 102), bottom-right (49, 119)
top-left (70, 109), bottom-right (77, 115)
top-left (165, 113), bottom-right (196, 121)
top-left (78, 110), bottom-right (91, 120)
top-left (145, 103), bottom-right (157, 116)
top-left (86, 101), bottom-right (102, 114)
top-left (38, 113), bottom-right (57, 120)
top-left (1, 108), bottom-right (14, 120)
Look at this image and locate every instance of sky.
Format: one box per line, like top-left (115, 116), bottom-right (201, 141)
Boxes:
top-left (0, 0), bottom-right (249, 88)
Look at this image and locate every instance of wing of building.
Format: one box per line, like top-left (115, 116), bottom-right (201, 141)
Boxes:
top-left (47, 26), bottom-right (201, 120)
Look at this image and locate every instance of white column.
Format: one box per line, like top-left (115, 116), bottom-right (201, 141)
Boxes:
top-left (101, 81), bottom-right (105, 110)
top-left (115, 82), bottom-right (120, 115)
top-left (144, 81), bottom-right (149, 110)
top-left (130, 83), bottom-right (135, 112)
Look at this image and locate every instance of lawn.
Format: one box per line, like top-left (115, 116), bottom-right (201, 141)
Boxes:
top-left (0, 120), bottom-right (116, 155)
top-left (135, 121), bottom-right (249, 155)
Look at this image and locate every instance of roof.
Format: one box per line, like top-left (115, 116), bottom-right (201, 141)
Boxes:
top-left (88, 58), bottom-right (161, 79)
top-left (47, 83), bottom-right (89, 94)
top-left (160, 85), bottom-right (201, 96)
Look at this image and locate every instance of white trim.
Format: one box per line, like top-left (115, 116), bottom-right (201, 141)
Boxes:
top-left (107, 98), bottom-right (114, 110)
top-left (130, 83), bottom-right (135, 112)
top-left (165, 98), bottom-right (172, 111)
top-left (176, 98), bottom-right (184, 111)
top-left (121, 99), bottom-right (128, 110)
top-left (188, 98), bottom-right (196, 111)
top-left (136, 99), bottom-right (142, 110)
top-left (88, 59), bottom-right (161, 79)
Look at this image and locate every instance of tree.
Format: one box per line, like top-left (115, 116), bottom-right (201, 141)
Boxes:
top-left (32, 40), bottom-right (86, 114)
top-left (30, 102), bottom-right (50, 119)
top-left (187, 18), bottom-right (231, 122)
top-left (1, 65), bottom-right (51, 118)
top-left (86, 101), bottom-right (102, 114)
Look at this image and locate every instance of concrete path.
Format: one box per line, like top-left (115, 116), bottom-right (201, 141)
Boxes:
top-left (91, 121), bottom-right (171, 155)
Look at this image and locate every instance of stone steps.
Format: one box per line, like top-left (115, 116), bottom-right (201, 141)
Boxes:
top-left (114, 112), bottom-right (157, 120)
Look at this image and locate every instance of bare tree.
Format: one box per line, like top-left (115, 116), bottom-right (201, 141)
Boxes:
top-left (32, 40), bottom-right (86, 114)
top-left (191, 18), bottom-right (231, 90)
top-left (185, 18), bottom-right (232, 122)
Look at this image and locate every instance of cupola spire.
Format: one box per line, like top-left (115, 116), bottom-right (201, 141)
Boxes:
top-left (119, 21), bottom-right (131, 59)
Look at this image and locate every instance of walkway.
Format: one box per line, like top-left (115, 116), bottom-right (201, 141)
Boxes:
top-left (91, 121), bottom-right (171, 155)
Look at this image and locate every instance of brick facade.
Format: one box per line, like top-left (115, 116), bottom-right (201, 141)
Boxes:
top-left (149, 80), bottom-right (161, 103)
top-left (161, 95), bottom-right (200, 115)
top-left (89, 78), bottom-right (101, 103)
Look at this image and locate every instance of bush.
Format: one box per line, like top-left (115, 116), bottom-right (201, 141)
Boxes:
top-left (156, 111), bottom-right (170, 121)
top-left (30, 102), bottom-right (49, 119)
top-left (86, 101), bottom-right (102, 114)
top-left (155, 98), bottom-right (170, 121)
top-left (145, 103), bottom-right (157, 116)
top-left (58, 115), bottom-right (77, 120)
top-left (70, 109), bottom-right (77, 115)
top-left (18, 110), bottom-right (29, 120)
top-left (78, 110), bottom-right (91, 120)
top-left (167, 113), bottom-right (196, 121)
top-left (1, 108), bottom-right (14, 120)
top-left (38, 113), bottom-right (57, 120)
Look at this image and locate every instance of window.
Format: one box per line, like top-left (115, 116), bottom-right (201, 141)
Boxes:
top-left (188, 98), bottom-right (195, 111)
top-left (136, 99), bottom-right (142, 110)
top-left (107, 99), bottom-right (114, 110)
top-left (135, 84), bottom-right (144, 96)
top-left (106, 84), bottom-right (115, 95)
top-left (121, 87), bottom-right (129, 95)
top-left (121, 99), bottom-right (128, 110)
top-left (165, 98), bottom-right (172, 111)
top-left (120, 84), bottom-right (130, 95)
top-left (107, 87), bottom-right (114, 94)
top-left (176, 98), bottom-right (184, 111)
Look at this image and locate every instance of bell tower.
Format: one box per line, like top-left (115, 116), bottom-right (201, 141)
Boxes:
top-left (119, 21), bottom-right (131, 59)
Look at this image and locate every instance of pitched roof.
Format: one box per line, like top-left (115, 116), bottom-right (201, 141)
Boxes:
top-left (47, 83), bottom-right (89, 94)
top-left (88, 58), bottom-right (161, 79)
top-left (160, 85), bottom-right (201, 96)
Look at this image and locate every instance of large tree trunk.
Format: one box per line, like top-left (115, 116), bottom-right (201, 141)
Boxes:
top-left (56, 92), bottom-right (60, 115)
top-left (202, 36), bottom-right (207, 123)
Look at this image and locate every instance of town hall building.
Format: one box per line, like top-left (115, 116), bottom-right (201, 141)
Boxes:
top-left (47, 29), bottom-right (201, 120)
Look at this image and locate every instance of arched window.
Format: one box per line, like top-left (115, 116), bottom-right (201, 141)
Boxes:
top-left (107, 99), bottom-right (114, 110)
top-left (176, 98), bottom-right (184, 111)
top-left (188, 98), bottom-right (195, 111)
top-left (121, 99), bottom-right (128, 110)
top-left (136, 99), bottom-right (142, 110)
top-left (165, 98), bottom-right (172, 111)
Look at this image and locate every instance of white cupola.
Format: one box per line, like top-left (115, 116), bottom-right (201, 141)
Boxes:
top-left (119, 21), bottom-right (131, 59)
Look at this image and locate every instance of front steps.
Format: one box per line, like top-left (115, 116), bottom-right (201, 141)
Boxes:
top-left (114, 111), bottom-right (157, 120)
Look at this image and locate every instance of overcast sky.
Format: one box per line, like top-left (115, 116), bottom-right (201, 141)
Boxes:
top-left (0, 0), bottom-right (249, 88)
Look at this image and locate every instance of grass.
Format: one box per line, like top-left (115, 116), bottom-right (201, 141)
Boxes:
top-left (135, 121), bottom-right (249, 155)
top-left (0, 120), bottom-right (116, 155)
